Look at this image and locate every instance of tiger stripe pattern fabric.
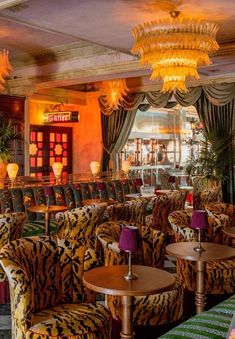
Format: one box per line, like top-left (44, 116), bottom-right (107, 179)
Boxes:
top-left (0, 236), bottom-right (112, 339)
top-left (0, 212), bottom-right (25, 282)
top-left (168, 209), bottom-right (235, 294)
top-left (96, 221), bottom-right (183, 327)
top-left (55, 206), bottom-right (105, 249)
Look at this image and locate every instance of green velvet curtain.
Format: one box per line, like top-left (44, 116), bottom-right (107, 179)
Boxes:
top-left (99, 83), bottom-right (235, 202)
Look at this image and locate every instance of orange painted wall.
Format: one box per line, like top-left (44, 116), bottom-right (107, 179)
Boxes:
top-left (28, 92), bottom-right (102, 173)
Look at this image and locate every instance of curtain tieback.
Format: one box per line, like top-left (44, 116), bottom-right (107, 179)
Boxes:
top-left (103, 145), bottom-right (111, 155)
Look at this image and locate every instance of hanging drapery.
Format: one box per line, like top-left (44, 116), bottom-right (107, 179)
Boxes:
top-left (99, 82), bottom-right (235, 202)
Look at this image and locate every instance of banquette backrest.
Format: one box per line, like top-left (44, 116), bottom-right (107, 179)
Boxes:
top-left (0, 178), bottom-right (141, 220)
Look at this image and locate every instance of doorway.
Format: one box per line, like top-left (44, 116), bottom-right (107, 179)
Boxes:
top-left (29, 125), bottom-right (72, 177)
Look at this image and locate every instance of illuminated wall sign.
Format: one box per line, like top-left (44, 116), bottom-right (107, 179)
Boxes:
top-left (43, 111), bottom-right (79, 124)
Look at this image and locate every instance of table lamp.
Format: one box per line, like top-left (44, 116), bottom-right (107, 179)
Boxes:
top-left (168, 175), bottom-right (176, 191)
top-left (44, 186), bottom-right (53, 207)
top-left (90, 161), bottom-right (100, 181)
top-left (52, 162), bottom-right (63, 184)
top-left (191, 210), bottom-right (208, 252)
top-left (7, 163), bottom-right (19, 187)
top-left (122, 160), bottom-right (131, 178)
top-left (118, 225), bottom-right (139, 280)
top-left (96, 182), bottom-right (105, 200)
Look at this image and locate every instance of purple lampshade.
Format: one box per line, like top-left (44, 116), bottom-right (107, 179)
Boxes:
top-left (96, 182), bottom-right (105, 191)
top-left (44, 186), bottom-right (53, 196)
top-left (118, 226), bottom-right (139, 252)
top-left (191, 210), bottom-right (208, 229)
top-left (168, 176), bottom-right (176, 183)
top-left (134, 178), bottom-right (143, 188)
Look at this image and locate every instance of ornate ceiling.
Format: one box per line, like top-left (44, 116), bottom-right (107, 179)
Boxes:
top-left (0, 0), bottom-right (235, 96)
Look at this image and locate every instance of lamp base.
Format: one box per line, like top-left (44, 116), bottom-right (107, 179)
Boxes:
top-left (194, 245), bottom-right (205, 253)
top-left (123, 273), bottom-right (138, 280)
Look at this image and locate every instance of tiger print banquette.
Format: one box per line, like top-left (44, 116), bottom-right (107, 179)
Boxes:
top-left (0, 178), bottom-right (141, 221)
top-left (0, 236), bottom-right (112, 339)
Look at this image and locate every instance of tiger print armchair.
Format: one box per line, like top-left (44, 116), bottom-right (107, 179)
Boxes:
top-left (96, 221), bottom-right (184, 327)
top-left (55, 205), bottom-right (105, 249)
top-left (168, 210), bottom-right (235, 294)
top-left (145, 192), bottom-right (186, 237)
top-left (0, 212), bottom-right (25, 303)
top-left (205, 202), bottom-right (235, 224)
top-left (0, 236), bottom-right (112, 339)
top-left (107, 199), bottom-right (148, 228)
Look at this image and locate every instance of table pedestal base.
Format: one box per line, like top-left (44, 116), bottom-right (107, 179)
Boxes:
top-left (121, 295), bottom-right (134, 339)
top-left (195, 260), bottom-right (207, 314)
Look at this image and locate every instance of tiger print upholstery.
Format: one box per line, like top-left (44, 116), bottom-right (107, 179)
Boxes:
top-left (192, 176), bottom-right (220, 210)
top-left (96, 221), bottom-right (184, 327)
top-left (0, 236), bottom-right (112, 339)
top-left (55, 205), bottom-right (105, 249)
top-left (0, 212), bottom-right (25, 282)
top-left (145, 192), bottom-right (186, 236)
top-left (168, 209), bottom-right (235, 294)
top-left (107, 199), bottom-right (148, 228)
top-left (205, 202), bottom-right (235, 224)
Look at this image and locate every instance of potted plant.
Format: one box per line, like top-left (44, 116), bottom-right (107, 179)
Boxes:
top-left (0, 112), bottom-right (18, 180)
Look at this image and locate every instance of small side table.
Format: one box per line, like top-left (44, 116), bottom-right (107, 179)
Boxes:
top-left (27, 205), bottom-right (67, 235)
top-left (82, 198), bottom-right (117, 207)
top-left (166, 242), bottom-right (235, 314)
top-left (83, 265), bottom-right (175, 339)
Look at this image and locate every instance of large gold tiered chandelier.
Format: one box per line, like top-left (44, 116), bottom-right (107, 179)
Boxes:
top-left (131, 11), bottom-right (219, 93)
top-left (0, 50), bottom-right (12, 91)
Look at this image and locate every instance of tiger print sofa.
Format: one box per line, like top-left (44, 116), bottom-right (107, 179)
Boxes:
top-left (0, 178), bottom-right (142, 235)
top-left (96, 221), bottom-right (184, 327)
top-left (0, 236), bottom-right (112, 339)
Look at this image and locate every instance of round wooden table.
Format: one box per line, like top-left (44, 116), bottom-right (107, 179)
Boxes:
top-left (82, 198), bottom-right (117, 207)
top-left (166, 242), bottom-right (235, 314)
top-left (27, 205), bottom-right (67, 235)
top-left (125, 193), bottom-right (156, 200)
top-left (83, 265), bottom-right (175, 339)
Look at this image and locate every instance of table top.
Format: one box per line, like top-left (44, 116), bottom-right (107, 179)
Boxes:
top-left (155, 189), bottom-right (179, 195)
top-left (166, 242), bottom-right (235, 262)
top-left (125, 193), bottom-right (156, 199)
top-left (82, 198), bottom-right (117, 206)
top-left (223, 227), bottom-right (235, 238)
top-left (27, 205), bottom-right (67, 213)
top-left (82, 265), bottom-right (175, 297)
top-left (179, 186), bottom-right (193, 191)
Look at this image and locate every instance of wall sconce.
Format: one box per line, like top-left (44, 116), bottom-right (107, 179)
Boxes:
top-left (90, 161), bottom-right (100, 181)
top-left (7, 163), bottom-right (19, 187)
top-left (52, 162), bottom-right (63, 184)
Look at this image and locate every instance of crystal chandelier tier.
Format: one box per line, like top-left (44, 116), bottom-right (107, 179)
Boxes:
top-left (0, 50), bottom-right (13, 91)
top-left (131, 11), bottom-right (219, 93)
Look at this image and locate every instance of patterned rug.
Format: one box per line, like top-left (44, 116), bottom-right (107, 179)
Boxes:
top-left (23, 219), bottom-right (58, 238)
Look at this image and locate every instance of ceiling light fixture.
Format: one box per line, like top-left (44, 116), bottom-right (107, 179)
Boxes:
top-left (0, 50), bottom-right (13, 91)
top-left (101, 79), bottom-right (128, 111)
top-left (131, 11), bottom-right (219, 93)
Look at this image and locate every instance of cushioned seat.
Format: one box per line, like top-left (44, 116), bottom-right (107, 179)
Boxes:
top-left (96, 221), bottom-right (184, 327)
top-left (0, 237), bottom-right (112, 339)
top-left (27, 303), bottom-right (110, 339)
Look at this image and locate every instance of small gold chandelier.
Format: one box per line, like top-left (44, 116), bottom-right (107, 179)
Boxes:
top-left (0, 50), bottom-right (13, 91)
top-left (131, 11), bottom-right (219, 93)
top-left (101, 79), bottom-right (128, 110)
